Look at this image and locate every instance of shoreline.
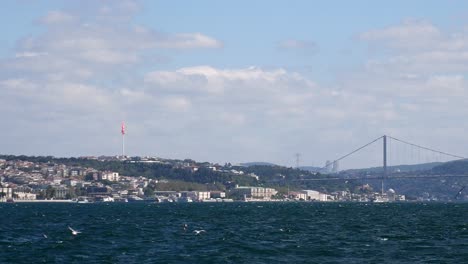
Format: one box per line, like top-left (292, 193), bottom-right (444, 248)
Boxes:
top-left (2, 199), bottom-right (75, 203)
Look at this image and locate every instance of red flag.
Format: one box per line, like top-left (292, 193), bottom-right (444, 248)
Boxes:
top-left (121, 122), bottom-right (125, 135)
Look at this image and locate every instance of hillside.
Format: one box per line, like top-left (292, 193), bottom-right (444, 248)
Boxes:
top-left (0, 155), bottom-right (353, 194)
top-left (340, 159), bottom-right (468, 200)
top-left (343, 162), bottom-right (442, 174)
top-left (431, 159), bottom-right (468, 174)
top-left (239, 162), bottom-right (277, 167)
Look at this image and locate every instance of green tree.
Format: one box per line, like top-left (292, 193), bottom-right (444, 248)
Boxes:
top-left (45, 186), bottom-right (55, 199)
top-left (144, 187), bottom-right (155, 197)
top-left (85, 173), bottom-right (95, 181)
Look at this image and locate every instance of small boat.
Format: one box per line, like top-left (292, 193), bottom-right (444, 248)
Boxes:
top-left (95, 196), bottom-right (114, 203)
top-left (127, 195), bottom-right (144, 202)
top-left (373, 196), bottom-right (389, 203)
top-left (74, 197), bottom-right (92, 203)
top-left (114, 197), bottom-right (128, 203)
top-left (178, 197), bottom-right (193, 203)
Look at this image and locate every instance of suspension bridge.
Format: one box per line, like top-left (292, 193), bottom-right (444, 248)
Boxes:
top-left (293, 135), bottom-right (468, 193)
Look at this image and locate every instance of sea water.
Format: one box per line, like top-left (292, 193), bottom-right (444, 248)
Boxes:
top-left (0, 202), bottom-right (467, 263)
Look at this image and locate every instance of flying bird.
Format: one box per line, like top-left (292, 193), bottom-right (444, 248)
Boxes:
top-left (68, 226), bottom-right (81, 236)
top-left (193, 230), bottom-right (206, 235)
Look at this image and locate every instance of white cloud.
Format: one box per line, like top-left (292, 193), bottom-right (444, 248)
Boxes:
top-left (360, 20), bottom-right (440, 43)
top-left (360, 19), bottom-right (468, 58)
top-left (15, 52), bottom-right (48, 58)
top-left (277, 39), bottom-right (318, 55)
top-left (2, 3), bottom-right (468, 168)
top-left (158, 33), bottom-right (223, 49)
top-left (344, 19), bottom-right (468, 162)
top-left (426, 75), bottom-right (465, 95)
top-left (39, 10), bottom-right (76, 24)
top-left (144, 66), bottom-right (296, 95)
top-left (161, 96), bottom-right (192, 112)
top-left (0, 1), bottom-right (225, 157)
top-left (79, 48), bottom-right (139, 64)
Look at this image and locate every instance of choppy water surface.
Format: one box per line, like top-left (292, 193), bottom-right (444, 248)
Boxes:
top-left (0, 202), bottom-right (467, 263)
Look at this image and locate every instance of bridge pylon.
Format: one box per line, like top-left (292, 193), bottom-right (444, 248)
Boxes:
top-left (382, 135), bottom-right (387, 194)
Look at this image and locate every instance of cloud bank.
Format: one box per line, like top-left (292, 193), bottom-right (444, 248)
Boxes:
top-left (0, 4), bottom-right (467, 167)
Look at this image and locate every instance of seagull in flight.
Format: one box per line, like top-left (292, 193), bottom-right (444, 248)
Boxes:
top-left (193, 230), bottom-right (206, 235)
top-left (68, 226), bottom-right (81, 236)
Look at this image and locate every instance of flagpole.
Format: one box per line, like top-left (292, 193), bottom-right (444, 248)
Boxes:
top-left (121, 122), bottom-right (126, 158)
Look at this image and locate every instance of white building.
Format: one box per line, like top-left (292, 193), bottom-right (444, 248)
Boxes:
top-left (54, 186), bottom-right (70, 199)
top-left (303, 190), bottom-right (328, 201)
top-left (210, 191), bottom-right (226, 198)
top-left (100, 172), bottom-right (120, 182)
top-left (234, 185), bottom-right (278, 200)
top-left (196, 191), bottom-right (211, 201)
top-left (15, 192), bottom-right (37, 200)
top-left (0, 187), bottom-right (13, 200)
top-left (289, 191), bottom-right (307, 200)
top-left (63, 179), bottom-right (78, 187)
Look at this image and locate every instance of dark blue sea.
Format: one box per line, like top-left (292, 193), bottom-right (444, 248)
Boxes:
top-left (0, 202), bottom-right (467, 263)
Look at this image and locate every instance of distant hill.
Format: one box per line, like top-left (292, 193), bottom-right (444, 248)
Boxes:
top-left (340, 160), bottom-right (468, 200)
top-left (343, 162), bottom-right (443, 174)
top-left (432, 159), bottom-right (468, 174)
top-left (239, 162), bottom-right (277, 167)
top-left (298, 166), bottom-right (323, 173)
top-left (231, 164), bottom-right (357, 193)
top-left (0, 154), bottom-right (354, 194)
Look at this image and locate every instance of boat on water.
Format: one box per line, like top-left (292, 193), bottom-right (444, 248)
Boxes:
top-left (373, 196), bottom-right (390, 203)
top-left (95, 196), bottom-right (115, 202)
top-left (178, 197), bottom-right (193, 203)
top-left (154, 197), bottom-right (174, 203)
top-left (201, 198), bottom-right (234, 202)
top-left (114, 197), bottom-right (128, 203)
top-left (127, 195), bottom-right (144, 202)
top-left (74, 197), bottom-right (92, 203)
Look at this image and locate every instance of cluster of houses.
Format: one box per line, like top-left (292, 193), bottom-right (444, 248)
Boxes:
top-left (0, 157), bottom-right (406, 203)
top-left (153, 190), bottom-right (230, 203)
top-left (0, 158), bottom-right (259, 203)
top-left (0, 158), bottom-right (153, 202)
top-left (288, 188), bottom-right (405, 202)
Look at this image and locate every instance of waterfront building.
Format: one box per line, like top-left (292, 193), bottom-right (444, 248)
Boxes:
top-left (303, 190), bottom-right (328, 201)
top-left (86, 186), bottom-right (111, 197)
top-left (210, 191), bottom-right (226, 199)
top-left (196, 191), bottom-right (210, 201)
top-left (387, 189), bottom-right (406, 202)
top-left (54, 186), bottom-right (70, 199)
top-left (0, 187), bottom-right (13, 199)
top-left (289, 191), bottom-right (307, 201)
top-left (14, 192), bottom-right (37, 200)
top-left (233, 185), bottom-right (278, 200)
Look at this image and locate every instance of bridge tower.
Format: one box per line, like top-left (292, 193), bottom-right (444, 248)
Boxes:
top-left (382, 135), bottom-right (387, 194)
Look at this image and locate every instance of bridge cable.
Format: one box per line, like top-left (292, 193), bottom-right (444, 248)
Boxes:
top-left (387, 136), bottom-right (465, 160)
top-left (322, 136), bottom-right (384, 169)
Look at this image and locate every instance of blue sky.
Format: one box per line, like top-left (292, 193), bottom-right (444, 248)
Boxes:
top-left (3, 1), bottom-right (466, 71)
top-left (1, 0), bottom-right (467, 168)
